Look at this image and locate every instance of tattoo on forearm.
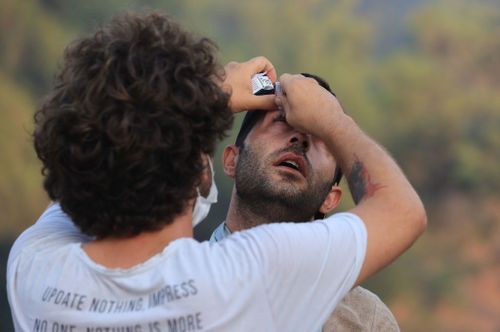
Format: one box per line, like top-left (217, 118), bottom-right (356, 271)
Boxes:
top-left (348, 156), bottom-right (385, 204)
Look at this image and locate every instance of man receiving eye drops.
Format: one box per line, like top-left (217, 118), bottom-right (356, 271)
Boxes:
top-left (210, 73), bottom-right (400, 332)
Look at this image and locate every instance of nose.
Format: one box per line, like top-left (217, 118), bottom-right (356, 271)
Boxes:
top-left (289, 132), bottom-right (310, 152)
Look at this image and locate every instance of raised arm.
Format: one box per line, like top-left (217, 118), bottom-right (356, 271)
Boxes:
top-left (277, 74), bottom-right (427, 285)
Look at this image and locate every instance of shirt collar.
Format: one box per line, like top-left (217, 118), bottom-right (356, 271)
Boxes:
top-left (209, 222), bottom-right (232, 243)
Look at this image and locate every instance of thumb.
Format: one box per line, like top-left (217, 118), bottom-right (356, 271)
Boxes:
top-left (275, 95), bottom-right (289, 113)
top-left (248, 56), bottom-right (277, 82)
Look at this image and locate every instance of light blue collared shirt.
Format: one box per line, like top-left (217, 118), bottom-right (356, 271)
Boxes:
top-left (209, 222), bottom-right (231, 243)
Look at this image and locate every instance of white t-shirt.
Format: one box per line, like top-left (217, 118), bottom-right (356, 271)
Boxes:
top-left (7, 204), bottom-right (367, 332)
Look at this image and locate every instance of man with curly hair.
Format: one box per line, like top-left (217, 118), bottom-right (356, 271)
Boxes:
top-left (210, 74), bottom-right (400, 331)
top-left (7, 11), bottom-right (426, 332)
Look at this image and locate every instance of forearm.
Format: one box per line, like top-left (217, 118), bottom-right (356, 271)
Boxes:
top-left (321, 113), bottom-right (427, 283)
top-left (322, 115), bottom-right (414, 205)
top-left (277, 73), bottom-right (426, 283)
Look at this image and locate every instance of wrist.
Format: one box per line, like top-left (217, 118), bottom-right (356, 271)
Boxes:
top-left (317, 110), bottom-right (354, 142)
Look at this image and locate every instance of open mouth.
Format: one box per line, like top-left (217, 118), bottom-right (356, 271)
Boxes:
top-left (274, 153), bottom-right (307, 177)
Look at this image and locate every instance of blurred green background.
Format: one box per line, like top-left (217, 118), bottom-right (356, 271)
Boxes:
top-left (1, 0), bottom-right (499, 331)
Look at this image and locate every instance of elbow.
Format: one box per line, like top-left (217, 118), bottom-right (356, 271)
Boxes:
top-left (418, 206), bottom-right (428, 235)
top-left (396, 193), bottom-right (427, 240)
top-left (412, 198), bottom-right (428, 237)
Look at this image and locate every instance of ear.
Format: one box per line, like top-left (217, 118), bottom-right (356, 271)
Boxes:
top-left (222, 145), bottom-right (239, 179)
top-left (318, 186), bottom-right (342, 214)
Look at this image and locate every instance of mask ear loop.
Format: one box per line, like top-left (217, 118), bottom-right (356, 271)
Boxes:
top-left (207, 157), bottom-right (215, 180)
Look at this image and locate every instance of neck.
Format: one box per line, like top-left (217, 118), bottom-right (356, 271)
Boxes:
top-left (83, 205), bottom-right (194, 269)
top-left (225, 188), bottom-right (276, 232)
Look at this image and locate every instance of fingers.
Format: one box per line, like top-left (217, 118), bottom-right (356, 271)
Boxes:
top-left (223, 56), bottom-right (278, 113)
top-left (275, 73), bottom-right (328, 133)
top-left (235, 95), bottom-right (276, 113)
top-left (274, 94), bottom-right (288, 111)
top-left (279, 73), bottom-right (318, 93)
top-left (275, 73), bottom-right (306, 115)
top-left (247, 56), bottom-right (277, 82)
top-left (278, 73), bottom-right (301, 91)
top-left (278, 73), bottom-right (294, 87)
top-left (249, 94), bottom-right (277, 111)
top-left (228, 91), bottom-right (277, 113)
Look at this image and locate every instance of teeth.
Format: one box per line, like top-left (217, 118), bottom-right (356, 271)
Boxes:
top-left (281, 160), bottom-right (299, 170)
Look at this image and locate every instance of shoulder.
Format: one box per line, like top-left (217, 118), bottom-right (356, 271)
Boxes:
top-left (8, 203), bottom-right (90, 274)
top-left (8, 204), bottom-right (90, 271)
top-left (322, 286), bottom-right (400, 332)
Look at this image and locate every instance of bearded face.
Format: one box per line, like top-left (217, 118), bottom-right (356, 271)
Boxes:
top-left (234, 130), bottom-right (335, 223)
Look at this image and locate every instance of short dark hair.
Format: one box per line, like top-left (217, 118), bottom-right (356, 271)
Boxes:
top-left (235, 72), bottom-right (342, 186)
top-left (33, 12), bottom-right (233, 238)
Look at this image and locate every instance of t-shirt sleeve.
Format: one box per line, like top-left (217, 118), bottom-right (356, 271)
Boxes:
top-left (224, 212), bottom-right (367, 331)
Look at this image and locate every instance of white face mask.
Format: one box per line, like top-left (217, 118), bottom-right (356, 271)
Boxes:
top-left (192, 157), bottom-right (218, 227)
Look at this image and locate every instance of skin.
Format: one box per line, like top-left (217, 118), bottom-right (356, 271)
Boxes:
top-left (349, 155), bottom-right (386, 204)
top-left (84, 59), bottom-right (426, 288)
top-left (83, 56), bottom-right (278, 269)
top-left (223, 57), bottom-right (277, 112)
top-left (276, 74), bottom-right (427, 284)
top-left (223, 109), bottom-right (342, 231)
top-left (221, 108), bottom-right (399, 332)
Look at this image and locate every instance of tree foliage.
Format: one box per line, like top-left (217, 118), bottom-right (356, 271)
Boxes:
top-left (375, 0), bottom-right (500, 199)
top-left (0, 0), bottom-right (499, 330)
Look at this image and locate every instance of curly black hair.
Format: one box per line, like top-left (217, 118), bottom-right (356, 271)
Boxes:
top-left (33, 12), bottom-right (233, 238)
